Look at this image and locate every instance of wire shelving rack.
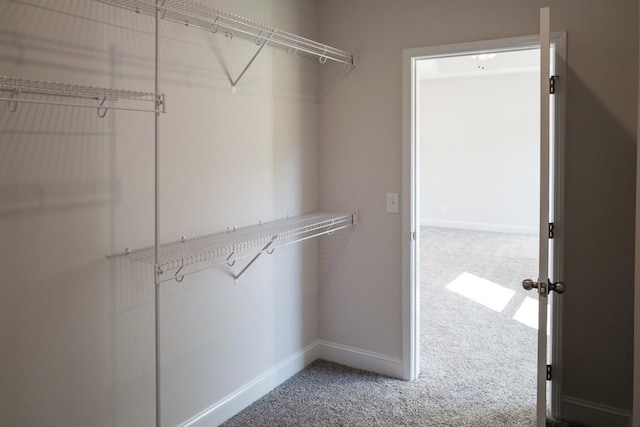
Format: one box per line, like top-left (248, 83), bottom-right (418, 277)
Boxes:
top-left (111, 212), bottom-right (357, 284)
top-left (0, 76), bottom-right (164, 115)
top-left (96, 0), bottom-right (356, 67)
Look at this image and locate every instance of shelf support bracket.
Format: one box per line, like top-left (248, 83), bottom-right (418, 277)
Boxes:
top-left (234, 234), bottom-right (277, 284)
top-left (231, 31), bottom-right (275, 93)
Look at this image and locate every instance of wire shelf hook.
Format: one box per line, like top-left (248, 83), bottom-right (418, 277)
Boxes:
top-left (226, 251), bottom-right (236, 266)
top-left (210, 16), bottom-right (220, 33)
top-left (255, 30), bottom-right (264, 45)
top-left (159, 0), bottom-right (167, 19)
top-left (97, 97), bottom-right (108, 118)
top-left (174, 265), bottom-right (185, 283)
top-left (266, 247), bottom-right (275, 255)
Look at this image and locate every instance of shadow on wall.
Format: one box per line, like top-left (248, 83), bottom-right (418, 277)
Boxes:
top-left (558, 57), bottom-right (635, 414)
top-left (107, 258), bottom-right (156, 427)
top-left (319, 226), bottom-right (354, 288)
top-left (0, 104), bottom-right (120, 218)
top-left (0, 1), bottom-right (141, 219)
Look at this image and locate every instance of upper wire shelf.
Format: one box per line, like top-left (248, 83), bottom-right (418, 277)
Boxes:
top-left (110, 211), bottom-right (357, 283)
top-left (96, 0), bottom-right (356, 68)
top-left (0, 76), bottom-right (165, 115)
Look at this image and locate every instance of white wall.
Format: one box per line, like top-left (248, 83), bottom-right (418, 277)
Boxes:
top-left (420, 71), bottom-right (540, 234)
top-left (0, 1), bottom-right (325, 425)
top-left (318, 0), bottom-right (544, 368)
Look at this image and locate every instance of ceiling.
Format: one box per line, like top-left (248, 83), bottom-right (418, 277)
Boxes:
top-left (417, 49), bottom-right (540, 80)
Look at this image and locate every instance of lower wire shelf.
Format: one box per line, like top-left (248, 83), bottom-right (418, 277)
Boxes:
top-left (110, 211), bottom-right (357, 283)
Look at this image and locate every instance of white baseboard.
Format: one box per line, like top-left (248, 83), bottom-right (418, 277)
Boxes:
top-left (181, 342), bottom-right (320, 427)
top-left (421, 218), bottom-right (537, 235)
top-left (180, 341), bottom-right (405, 426)
top-left (562, 395), bottom-right (631, 427)
top-left (318, 340), bottom-right (403, 379)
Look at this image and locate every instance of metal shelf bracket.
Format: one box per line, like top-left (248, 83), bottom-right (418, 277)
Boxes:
top-left (233, 235), bottom-right (276, 284)
top-left (231, 31), bottom-right (275, 93)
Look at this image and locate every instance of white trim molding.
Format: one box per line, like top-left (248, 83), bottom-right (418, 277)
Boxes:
top-left (179, 340), bottom-right (404, 426)
top-left (318, 340), bottom-right (404, 379)
top-left (181, 342), bottom-right (319, 426)
top-left (562, 396), bottom-right (631, 427)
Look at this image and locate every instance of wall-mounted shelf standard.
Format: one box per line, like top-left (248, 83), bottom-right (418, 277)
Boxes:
top-left (0, 76), bottom-right (165, 115)
top-left (96, 0), bottom-right (357, 90)
top-left (111, 211), bottom-right (357, 284)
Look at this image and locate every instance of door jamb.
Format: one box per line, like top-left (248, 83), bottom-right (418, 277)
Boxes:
top-left (401, 32), bottom-right (567, 418)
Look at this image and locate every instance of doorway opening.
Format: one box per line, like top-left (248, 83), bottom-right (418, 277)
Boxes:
top-left (419, 48), bottom-right (541, 422)
top-left (402, 34), bottom-right (566, 422)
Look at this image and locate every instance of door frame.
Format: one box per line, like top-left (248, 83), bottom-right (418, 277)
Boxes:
top-left (401, 32), bottom-right (567, 417)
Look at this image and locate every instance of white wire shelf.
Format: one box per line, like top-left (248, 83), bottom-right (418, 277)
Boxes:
top-left (0, 76), bottom-right (165, 114)
top-left (110, 211), bottom-right (357, 283)
top-left (96, 0), bottom-right (356, 68)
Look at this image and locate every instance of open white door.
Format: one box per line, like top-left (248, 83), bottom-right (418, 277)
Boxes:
top-left (522, 7), bottom-right (566, 427)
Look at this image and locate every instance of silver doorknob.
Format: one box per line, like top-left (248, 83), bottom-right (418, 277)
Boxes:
top-left (522, 278), bottom-right (566, 294)
top-left (522, 279), bottom-right (536, 291)
top-left (549, 281), bottom-right (566, 294)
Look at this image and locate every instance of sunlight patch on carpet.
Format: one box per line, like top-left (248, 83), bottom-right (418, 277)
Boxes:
top-left (446, 272), bottom-right (515, 312)
top-left (513, 297), bottom-right (549, 334)
top-left (513, 296), bottom-right (539, 329)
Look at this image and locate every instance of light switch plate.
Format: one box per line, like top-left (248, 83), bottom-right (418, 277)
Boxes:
top-left (386, 193), bottom-right (399, 214)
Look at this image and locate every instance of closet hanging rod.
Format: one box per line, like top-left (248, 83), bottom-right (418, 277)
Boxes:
top-left (0, 76), bottom-right (165, 114)
top-left (96, 0), bottom-right (356, 67)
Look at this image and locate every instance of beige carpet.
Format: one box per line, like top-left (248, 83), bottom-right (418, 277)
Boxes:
top-left (222, 227), bottom-right (573, 426)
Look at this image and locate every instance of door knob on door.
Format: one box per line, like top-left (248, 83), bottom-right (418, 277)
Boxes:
top-left (522, 279), bottom-right (566, 294)
top-left (522, 279), bottom-right (537, 290)
top-left (549, 281), bottom-right (566, 294)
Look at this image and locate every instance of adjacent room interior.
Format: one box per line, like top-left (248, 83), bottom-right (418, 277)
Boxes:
top-left (418, 49), bottom-right (542, 424)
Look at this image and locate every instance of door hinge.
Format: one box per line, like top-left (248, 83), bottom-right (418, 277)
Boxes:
top-left (548, 222), bottom-right (554, 239)
top-left (546, 364), bottom-right (552, 381)
top-left (410, 231), bottom-right (416, 242)
top-left (549, 75), bottom-right (558, 94)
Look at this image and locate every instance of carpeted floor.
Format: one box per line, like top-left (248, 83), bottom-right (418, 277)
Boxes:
top-left (222, 227), bottom-right (571, 426)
